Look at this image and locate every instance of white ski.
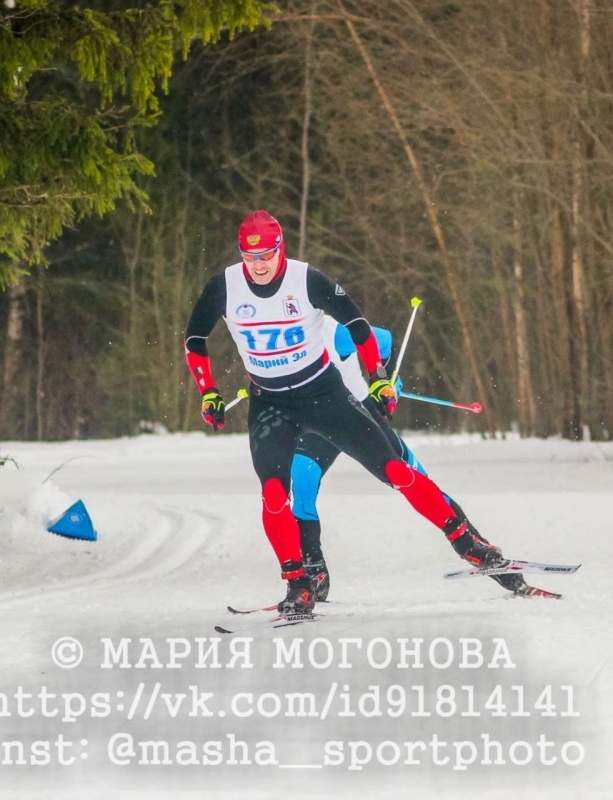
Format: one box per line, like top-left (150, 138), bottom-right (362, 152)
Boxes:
top-left (444, 560), bottom-right (581, 580)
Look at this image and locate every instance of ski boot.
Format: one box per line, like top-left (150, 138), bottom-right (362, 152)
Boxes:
top-left (304, 557), bottom-right (330, 602)
top-left (445, 505), bottom-right (526, 592)
top-left (444, 518), bottom-right (507, 569)
top-left (277, 575), bottom-right (315, 615)
top-left (462, 524), bottom-right (528, 591)
top-left (453, 516), bottom-right (524, 591)
top-left (490, 572), bottom-right (529, 594)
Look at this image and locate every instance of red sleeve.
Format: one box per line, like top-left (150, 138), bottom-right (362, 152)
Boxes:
top-left (355, 329), bottom-right (384, 376)
top-left (185, 349), bottom-right (215, 392)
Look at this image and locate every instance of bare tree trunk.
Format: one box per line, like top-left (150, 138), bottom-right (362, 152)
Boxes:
top-left (489, 249), bottom-right (516, 428)
top-left (549, 201), bottom-right (574, 436)
top-left (568, 0), bottom-right (592, 439)
top-left (493, 20), bottom-right (538, 436)
top-left (569, 156), bottom-right (588, 440)
top-left (1, 280), bottom-right (27, 439)
top-left (511, 212), bottom-right (537, 435)
top-left (298, 1), bottom-right (316, 260)
top-left (121, 204), bottom-right (146, 433)
top-left (337, 1), bottom-right (496, 431)
top-left (35, 267), bottom-right (45, 440)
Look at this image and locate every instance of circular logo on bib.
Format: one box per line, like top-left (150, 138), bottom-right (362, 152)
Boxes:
top-left (236, 303), bottom-right (257, 319)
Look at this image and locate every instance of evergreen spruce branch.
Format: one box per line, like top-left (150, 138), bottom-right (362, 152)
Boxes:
top-left (0, 0), bottom-right (275, 286)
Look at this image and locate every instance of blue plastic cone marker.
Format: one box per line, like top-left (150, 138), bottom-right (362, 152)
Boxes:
top-left (47, 500), bottom-right (97, 541)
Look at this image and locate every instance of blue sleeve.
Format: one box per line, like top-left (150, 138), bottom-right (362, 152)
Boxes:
top-left (333, 324), bottom-right (392, 360)
top-left (373, 327), bottom-right (392, 361)
top-left (333, 324), bottom-right (355, 358)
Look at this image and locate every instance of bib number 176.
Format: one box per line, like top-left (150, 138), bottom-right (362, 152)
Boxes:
top-left (239, 325), bottom-right (305, 351)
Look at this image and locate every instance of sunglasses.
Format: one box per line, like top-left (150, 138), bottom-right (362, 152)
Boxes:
top-left (240, 241), bottom-right (282, 262)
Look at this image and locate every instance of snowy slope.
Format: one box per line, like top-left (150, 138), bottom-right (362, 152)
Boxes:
top-left (0, 432), bottom-right (611, 800)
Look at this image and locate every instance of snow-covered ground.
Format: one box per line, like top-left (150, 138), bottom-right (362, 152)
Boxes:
top-left (1, 431), bottom-right (611, 800)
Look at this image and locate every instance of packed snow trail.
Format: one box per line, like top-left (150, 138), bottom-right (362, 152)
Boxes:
top-left (0, 432), bottom-right (611, 799)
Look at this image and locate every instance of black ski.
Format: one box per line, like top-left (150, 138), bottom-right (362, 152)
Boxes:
top-left (227, 600), bottom-right (339, 615)
top-left (227, 604), bottom-right (278, 615)
top-left (215, 612), bottom-right (319, 634)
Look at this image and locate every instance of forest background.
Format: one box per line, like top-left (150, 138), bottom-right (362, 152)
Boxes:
top-left (1, 0), bottom-right (612, 443)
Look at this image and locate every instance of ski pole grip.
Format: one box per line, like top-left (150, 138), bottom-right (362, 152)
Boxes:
top-left (225, 388), bottom-right (249, 411)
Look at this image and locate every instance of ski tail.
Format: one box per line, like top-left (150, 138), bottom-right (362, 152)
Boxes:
top-left (516, 585), bottom-right (562, 599)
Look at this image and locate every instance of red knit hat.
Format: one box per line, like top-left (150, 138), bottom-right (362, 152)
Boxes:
top-left (238, 210), bottom-right (283, 251)
top-left (238, 210), bottom-right (287, 281)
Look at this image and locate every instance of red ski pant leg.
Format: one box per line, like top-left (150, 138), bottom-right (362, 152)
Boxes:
top-left (294, 377), bottom-right (457, 532)
top-left (385, 460), bottom-right (454, 529)
top-left (262, 478), bottom-right (303, 575)
top-left (249, 397), bottom-right (303, 576)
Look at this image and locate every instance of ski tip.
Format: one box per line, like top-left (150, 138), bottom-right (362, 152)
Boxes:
top-left (214, 625), bottom-right (233, 634)
top-left (541, 563), bottom-right (582, 574)
top-left (227, 604), bottom-right (279, 615)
